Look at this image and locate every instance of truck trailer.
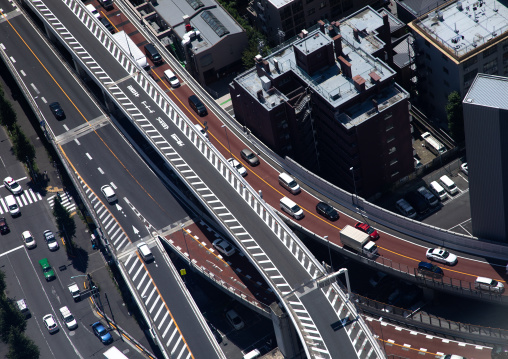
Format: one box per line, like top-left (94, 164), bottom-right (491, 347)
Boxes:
top-left (112, 31), bottom-right (149, 70)
top-left (340, 225), bottom-right (378, 258)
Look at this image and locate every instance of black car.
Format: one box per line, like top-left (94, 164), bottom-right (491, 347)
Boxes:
top-left (0, 218), bottom-right (9, 234)
top-left (49, 102), bottom-right (65, 120)
top-left (404, 191), bottom-right (429, 214)
top-left (100, 17), bottom-right (115, 33)
top-left (316, 202), bottom-right (339, 221)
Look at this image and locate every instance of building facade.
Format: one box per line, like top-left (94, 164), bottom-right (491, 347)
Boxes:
top-left (409, 0), bottom-right (508, 121)
top-left (246, 0), bottom-right (382, 43)
top-left (230, 12), bottom-right (413, 197)
top-left (463, 74), bottom-right (508, 243)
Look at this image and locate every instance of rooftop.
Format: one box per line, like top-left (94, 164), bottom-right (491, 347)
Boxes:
top-left (339, 7), bottom-right (387, 54)
top-left (395, 0), bottom-right (448, 18)
top-left (235, 25), bottom-right (401, 126)
top-left (413, 0), bottom-right (508, 58)
top-left (464, 73), bottom-right (508, 110)
top-left (155, 0), bottom-right (243, 53)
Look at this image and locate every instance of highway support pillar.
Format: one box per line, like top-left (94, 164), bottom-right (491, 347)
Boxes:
top-left (270, 302), bottom-right (302, 359)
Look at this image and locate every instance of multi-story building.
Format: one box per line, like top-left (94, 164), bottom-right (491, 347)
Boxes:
top-left (394, 0), bottom-right (448, 23)
top-left (246, 0), bottom-right (383, 43)
top-left (130, 0), bottom-right (248, 85)
top-left (409, 0), bottom-right (508, 121)
top-left (463, 74), bottom-right (508, 243)
top-left (230, 10), bottom-right (413, 197)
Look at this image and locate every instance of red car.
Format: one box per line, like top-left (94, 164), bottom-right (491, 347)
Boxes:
top-left (355, 222), bottom-right (380, 240)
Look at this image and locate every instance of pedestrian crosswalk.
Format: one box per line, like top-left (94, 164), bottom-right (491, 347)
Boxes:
top-left (0, 189), bottom-right (42, 214)
top-left (47, 192), bottom-right (77, 213)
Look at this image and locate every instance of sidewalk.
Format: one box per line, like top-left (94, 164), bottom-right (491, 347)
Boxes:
top-left (0, 65), bottom-right (157, 356)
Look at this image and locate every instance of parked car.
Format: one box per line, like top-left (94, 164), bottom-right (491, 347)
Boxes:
top-left (44, 230), bottom-right (59, 251)
top-left (225, 309), bottom-right (244, 330)
top-left (212, 238), bottom-right (235, 256)
top-left (92, 321), bottom-right (113, 344)
top-left (43, 314), bottom-right (59, 333)
top-left (22, 231), bottom-right (36, 249)
top-left (164, 69), bottom-right (180, 88)
top-left (416, 186), bottom-right (439, 207)
top-left (3, 176), bottom-right (22, 195)
top-left (355, 222), bottom-right (379, 240)
top-left (316, 202), bottom-right (339, 221)
top-left (404, 191), bottom-right (429, 214)
top-left (100, 17), bottom-right (115, 33)
top-left (0, 218), bottom-right (9, 234)
top-left (49, 102), bottom-right (66, 120)
top-left (227, 158), bottom-right (247, 177)
top-left (461, 162), bottom-right (468, 175)
top-left (39, 258), bottom-right (56, 281)
top-left (240, 148), bottom-right (260, 166)
top-left (426, 248), bottom-right (458, 265)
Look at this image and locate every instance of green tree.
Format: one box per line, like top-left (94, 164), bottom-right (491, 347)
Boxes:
top-left (11, 125), bottom-right (35, 165)
top-left (53, 197), bottom-right (76, 255)
top-left (446, 91), bottom-right (464, 143)
top-left (0, 99), bottom-right (17, 130)
top-left (7, 328), bottom-right (39, 359)
top-left (0, 300), bottom-right (26, 342)
top-left (0, 271), bottom-right (6, 297)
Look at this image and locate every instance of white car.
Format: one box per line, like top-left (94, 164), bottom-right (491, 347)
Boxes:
top-left (426, 248), bottom-right (458, 265)
top-left (212, 238), bottom-right (235, 256)
top-left (461, 162), bottom-right (468, 175)
top-left (85, 4), bottom-right (101, 19)
top-left (3, 177), bottom-right (22, 195)
top-left (59, 306), bottom-right (77, 330)
top-left (225, 309), bottom-right (244, 330)
top-left (43, 314), bottom-right (59, 333)
top-left (164, 69), bottom-right (180, 88)
top-left (227, 158), bottom-right (247, 177)
top-left (101, 184), bottom-right (117, 204)
top-left (22, 231), bottom-right (36, 249)
top-left (194, 124), bottom-right (208, 139)
top-left (44, 230), bottom-right (59, 251)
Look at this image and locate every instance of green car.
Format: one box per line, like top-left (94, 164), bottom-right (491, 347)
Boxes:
top-left (39, 258), bottom-right (55, 281)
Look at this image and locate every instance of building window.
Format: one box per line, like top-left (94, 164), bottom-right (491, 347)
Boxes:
top-left (388, 147), bottom-right (396, 154)
top-left (384, 113), bottom-right (393, 120)
top-left (390, 159), bottom-right (398, 166)
top-left (483, 44), bottom-right (497, 58)
top-left (503, 52), bottom-right (508, 74)
top-left (319, 1), bottom-right (326, 8)
top-left (386, 124), bottom-right (394, 131)
top-left (442, 53), bottom-right (448, 61)
top-left (306, 0), bottom-right (314, 3)
top-left (483, 58), bottom-right (498, 74)
top-left (391, 171), bottom-right (400, 177)
top-left (308, 8), bottom-right (315, 15)
top-left (387, 136), bottom-right (395, 143)
top-left (443, 66), bottom-right (449, 74)
top-left (463, 56), bottom-right (478, 68)
top-left (464, 68), bottom-right (478, 83)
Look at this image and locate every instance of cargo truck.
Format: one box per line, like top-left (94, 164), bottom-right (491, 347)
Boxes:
top-left (68, 282), bottom-right (81, 302)
top-left (112, 31), bottom-right (149, 70)
top-left (340, 225), bottom-right (378, 258)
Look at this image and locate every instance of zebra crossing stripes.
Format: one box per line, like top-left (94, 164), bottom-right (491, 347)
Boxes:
top-left (47, 192), bottom-right (76, 213)
top-left (122, 253), bottom-right (191, 359)
top-left (0, 189), bottom-right (42, 214)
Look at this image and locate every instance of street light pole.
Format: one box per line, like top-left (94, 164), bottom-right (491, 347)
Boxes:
top-left (324, 236), bottom-right (333, 272)
top-left (350, 166), bottom-right (358, 207)
top-left (221, 125), bottom-right (232, 158)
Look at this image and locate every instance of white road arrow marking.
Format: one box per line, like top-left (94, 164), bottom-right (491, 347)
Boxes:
top-left (133, 226), bottom-right (139, 235)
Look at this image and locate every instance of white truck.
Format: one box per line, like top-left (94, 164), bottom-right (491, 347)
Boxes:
top-left (68, 282), bottom-right (81, 302)
top-left (340, 225), bottom-right (378, 258)
top-left (112, 31), bottom-right (149, 70)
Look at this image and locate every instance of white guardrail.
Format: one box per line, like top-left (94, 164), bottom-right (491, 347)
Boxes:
top-left (21, 0), bottom-right (385, 357)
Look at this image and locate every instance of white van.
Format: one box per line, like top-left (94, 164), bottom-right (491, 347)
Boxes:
top-left (395, 198), bottom-right (416, 219)
top-left (85, 4), bottom-right (101, 19)
top-left (16, 299), bottom-right (30, 318)
top-left (164, 69), bottom-right (180, 88)
top-left (439, 175), bottom-right (458, 195)
top-left (280, 197), bottom-right (304, 219)
top-left (59, 306), bottom-right (78, 329)
top-left (475, 276), bottom-right (504, 293)
top-left (278, 173), bottom-right (300, 194)
top-left (5, 195), bottom-right (20, 216)
top-left (137, 242), bottom-right (154, 262)
top-left (243, 349), bottom-right (261, 359)
top-left (429, 181), bottom-right (448, 201)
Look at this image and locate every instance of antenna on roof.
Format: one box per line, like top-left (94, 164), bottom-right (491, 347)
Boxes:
top-left (454, 22), bottom-right (459, 33)
top-left (494, 0), bottom-right (498, 12)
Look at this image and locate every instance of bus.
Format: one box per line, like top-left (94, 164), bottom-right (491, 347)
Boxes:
top-left (103, 346), bottom-right (129, 359)
top-left (421, 132), bottom-right (446, 156)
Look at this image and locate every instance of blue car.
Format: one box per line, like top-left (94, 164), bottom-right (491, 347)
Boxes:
top-left (92, 321), bottom-right (113, 344)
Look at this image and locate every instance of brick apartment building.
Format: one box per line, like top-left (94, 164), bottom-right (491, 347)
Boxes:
top-left (230, 10), bottom-right (413, 197)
